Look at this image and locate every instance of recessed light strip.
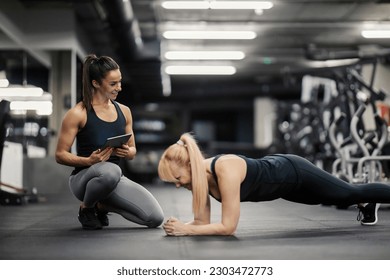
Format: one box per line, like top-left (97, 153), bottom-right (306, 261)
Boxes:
top-left (165, 65), bottom-right (236, 75)
top-left (361, 30), bottom-right (390, 38)
top-left (0, 86), bottom-right (44, 97)
top-left (163, 31), bottom-right (256, 40)
top-left (210, 1), bottom-right (273, 10)
top-left (162, 1), bottom-right (208, 9)
top-left (10, 101), bottom-right (53, 116)
top-left (161, 1), bottom-right (274, 10)
top-left (165, 51), bottom-right (245, 60)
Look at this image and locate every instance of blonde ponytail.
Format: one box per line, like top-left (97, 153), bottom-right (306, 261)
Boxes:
top-left (158, 133), bottom-right (208, 216)
top-left (181, 133), bottom-right (208, 215)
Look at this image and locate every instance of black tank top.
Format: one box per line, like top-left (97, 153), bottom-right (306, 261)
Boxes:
top-left (210, 154), bottom-right (299, 202)
top-left (73, 101), bottom-right (126, 174)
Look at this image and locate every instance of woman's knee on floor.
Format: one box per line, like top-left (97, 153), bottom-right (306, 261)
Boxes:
top-left (145, 208), bottom-right (164, 228)
top-left (117, 206), bottom-right (164, 228)
top-left (133, 204), bottom-right (164, 228)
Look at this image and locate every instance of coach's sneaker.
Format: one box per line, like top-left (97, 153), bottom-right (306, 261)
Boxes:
top-left (95, 204), bottom-right (109, 227)
top-left (357, 203), bottom-right (380, 226)
top-left (78, 207), bottom-right (102, 230)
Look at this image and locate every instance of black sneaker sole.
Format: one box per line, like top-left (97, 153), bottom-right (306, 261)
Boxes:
top-left (361, 203), bottom-right (380, 226)
top-left (78, 217), bottom-right (103, 230)
top-left (97, 213), bottom-right (109, 226)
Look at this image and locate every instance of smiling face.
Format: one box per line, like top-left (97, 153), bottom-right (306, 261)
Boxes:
top-left (93, 69), bottom-right (122, 100)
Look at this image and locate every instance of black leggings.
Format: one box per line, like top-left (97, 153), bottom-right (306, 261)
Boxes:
top-left (281, 155), bottom-right (390, 205)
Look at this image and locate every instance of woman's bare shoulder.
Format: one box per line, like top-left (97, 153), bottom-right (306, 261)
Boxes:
top-left (63, 102), bottom-right (86, 122)
top-left (116, 102), bottom-right (132, 120)
top-left (215, 155), bottom-right (246, 195)
top-left (116, 102), bottom-right (131, 112)
top-left (217, 154), bottom-right (245, 163)
top-left (214, 154), bottom-right (246, 175)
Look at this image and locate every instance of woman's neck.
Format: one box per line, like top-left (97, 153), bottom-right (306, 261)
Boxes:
top-left (92, 96), bottom-right (112, 108)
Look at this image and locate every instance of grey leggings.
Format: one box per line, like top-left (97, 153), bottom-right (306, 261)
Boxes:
top-left (69, 162), bottom-right (164, 228)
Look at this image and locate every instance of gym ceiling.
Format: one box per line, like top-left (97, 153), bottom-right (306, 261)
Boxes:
top-left (1, 0), bottom-right (390, 105)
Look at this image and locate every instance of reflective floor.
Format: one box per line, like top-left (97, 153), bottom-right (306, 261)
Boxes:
top-left (1, 183), bottom-right (390, 260)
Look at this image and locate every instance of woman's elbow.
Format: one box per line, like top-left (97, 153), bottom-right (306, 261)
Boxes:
top-left (221, 225), bottom-right (237, 236)
top-left (224, 229), bottom-right (236, 236)
top-left (55, 151), bottom-right (65, 165)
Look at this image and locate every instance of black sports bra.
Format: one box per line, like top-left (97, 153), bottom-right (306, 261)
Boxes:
top-left (209, 154), bottom-right (299, 202)
top-left (210, 155), bottom-right (222, 185)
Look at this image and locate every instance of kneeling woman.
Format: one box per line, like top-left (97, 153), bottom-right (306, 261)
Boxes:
top-left (158, 132), bottom-right (390, 236)
top-left (56, 54), bottom-right (164, 230)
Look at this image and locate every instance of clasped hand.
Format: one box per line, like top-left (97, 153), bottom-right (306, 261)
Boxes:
top-left (163, 217), bottom-right (187, 236)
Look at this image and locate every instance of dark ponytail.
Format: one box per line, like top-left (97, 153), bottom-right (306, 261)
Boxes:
top-left (81, 54), bottom-right (120, 111)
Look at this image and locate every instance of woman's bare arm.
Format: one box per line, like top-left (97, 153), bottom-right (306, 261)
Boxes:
top-left (115, 104), bottom-right (136, 160)
top-left (163, 156), bottom-right (245, 236)
top-left (55, 104), bottom-right (112, 166)
top-left (187, 195), bottom-right (211, 225)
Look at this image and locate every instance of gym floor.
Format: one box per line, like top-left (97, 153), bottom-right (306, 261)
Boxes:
top-left (1, 183), bottom-right (389, 260)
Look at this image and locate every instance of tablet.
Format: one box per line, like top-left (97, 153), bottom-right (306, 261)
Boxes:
top-left (102, 133), bottom-right (132, 148)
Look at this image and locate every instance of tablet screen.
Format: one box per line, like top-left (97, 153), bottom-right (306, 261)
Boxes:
top-left (102, 133), bottom-right (132, 148)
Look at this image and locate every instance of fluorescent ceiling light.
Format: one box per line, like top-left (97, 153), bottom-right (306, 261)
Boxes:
top-left (163, 31), bottom-right (256, 40)
top-left (361, 30), bottom-right (390, 38)
top-left (10, 101), bottom-right (53, 116)
top-left (164, 51), bottom-right (245, 60)
top-left (0, 86), bottom-right (44, 97)
top-left (165, 65), bottom-right (236, 75)
top-left (0, 86), bottom-right (43, 97)
top-left (162, 1), bottom-right (209, 9)
top-left (210, 1), bottom-right (273, 10)
top-left (161, 1), bottom-right (273, 10)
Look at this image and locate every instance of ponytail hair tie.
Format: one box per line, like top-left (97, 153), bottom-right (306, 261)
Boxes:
top-left (176, 140), bottom-right (185, 146)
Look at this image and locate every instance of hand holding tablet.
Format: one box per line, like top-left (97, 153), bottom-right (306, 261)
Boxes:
top-left (102, 133), bottom-right (132, 149)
